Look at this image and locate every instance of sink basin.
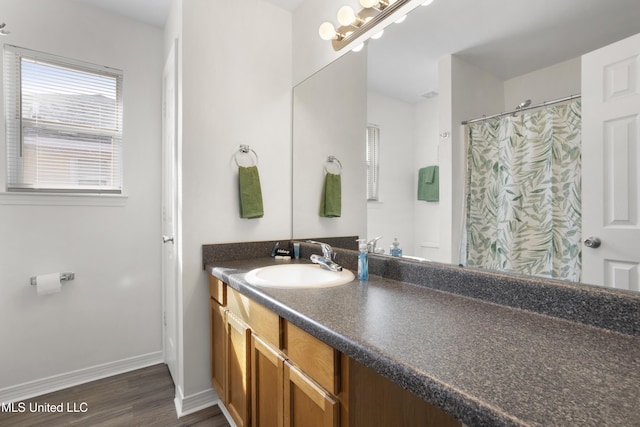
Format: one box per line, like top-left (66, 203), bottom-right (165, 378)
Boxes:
top-left (244, 263), bottom-right (355, 289)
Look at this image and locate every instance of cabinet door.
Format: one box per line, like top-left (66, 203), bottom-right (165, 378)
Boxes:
top-left (227, 311), bottom-right (251, 427)
top-left (284, 361), bottom-right (339, 427)
top-left (251, 334), bottom-right (285, 427)
top-left (210, 299), bottom-right (226, 400)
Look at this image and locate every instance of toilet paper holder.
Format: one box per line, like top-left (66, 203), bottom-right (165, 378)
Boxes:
top-left (30, 272), bottom-right (75, 286)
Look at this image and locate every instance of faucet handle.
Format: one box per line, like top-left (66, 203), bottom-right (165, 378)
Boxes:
top-left (307, 240), bottom-right (334, 260)
top-left (367, 236), bottom-right (383, 253)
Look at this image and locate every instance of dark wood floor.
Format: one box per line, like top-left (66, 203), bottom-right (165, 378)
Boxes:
top-left (0, 364), bottom-right (230, 427)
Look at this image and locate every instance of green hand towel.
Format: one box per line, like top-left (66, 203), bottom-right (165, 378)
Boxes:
top-left (417, 165), bottom-right (439, 202)
top-left (238, 166), bottom-right (264, 218)
top-left (319, 173), bottom-right (341, 217)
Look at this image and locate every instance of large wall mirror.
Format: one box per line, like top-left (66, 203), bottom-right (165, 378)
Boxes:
top-left (292, 0), bottom-right (640, 292)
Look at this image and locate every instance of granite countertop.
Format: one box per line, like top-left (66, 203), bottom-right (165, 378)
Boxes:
top-left (206, 257), bottom-right (640, 427)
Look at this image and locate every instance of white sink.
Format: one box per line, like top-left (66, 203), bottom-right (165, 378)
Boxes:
top-left (244, 263), bottom-right (355, 289)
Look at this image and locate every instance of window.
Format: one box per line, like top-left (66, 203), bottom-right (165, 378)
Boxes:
top-left (4, 45), bottom-right (123, 193)
top-left (366, 125), bottom-right (380, 201)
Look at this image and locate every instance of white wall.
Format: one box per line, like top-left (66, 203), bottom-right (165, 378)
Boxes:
top-left (367, 91), bottom-right (416, 254)
top-left (292, 50), bottom-right (367, 240)
top-left (504, 57), bottom-right (581, 108)
top-left (413, 96), bottom-right (440, 260)
top-left (170, 0), bottom-right (293, 404)
top-left (0, 0), bottom-right (164, 398)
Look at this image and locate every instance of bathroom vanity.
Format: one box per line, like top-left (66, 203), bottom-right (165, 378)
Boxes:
top-left (204, 240), bottom-right (640, 427)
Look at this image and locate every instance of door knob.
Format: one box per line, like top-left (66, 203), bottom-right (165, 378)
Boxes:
top-left (162, 235), bottom-right (174, 244)
top-left (584, 237), bottom-right (601, 248)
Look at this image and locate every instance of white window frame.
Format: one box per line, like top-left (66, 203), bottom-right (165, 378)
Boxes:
top-left (2, 44), bottom-right (125, 204)
top-left (366, 124), bottom-right (380, 201)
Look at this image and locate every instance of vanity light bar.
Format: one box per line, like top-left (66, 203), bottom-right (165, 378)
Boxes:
top-left (319, 0), bottom-right (414, 51)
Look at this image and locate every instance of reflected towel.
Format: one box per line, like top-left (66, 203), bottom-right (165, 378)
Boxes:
top-left (320, 173), bottom-right (341, 217)
top-left (417, 165), bottom-right (439, 202)
top-left (239, 166), bottom-right (264, 218)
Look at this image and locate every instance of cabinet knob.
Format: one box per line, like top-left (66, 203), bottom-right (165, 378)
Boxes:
top-left (162, 235), bottom-right (174, 244)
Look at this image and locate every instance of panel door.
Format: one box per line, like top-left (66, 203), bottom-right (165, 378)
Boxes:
top-left (251, 334), bottom-right (285, 427)
top-left (582, 32), bottom-right (640, 290)
top-left (210, 299), bottom-right (227, 400)
top-left (162, 38), bottom-right (179, 382)
top-left (284, 361), bottom-right (338, 427)
top-left (226, 311), bottom-right (251, 427)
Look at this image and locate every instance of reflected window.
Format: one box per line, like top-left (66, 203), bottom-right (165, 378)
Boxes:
top-left (366, 124), bottom-right (379, 201)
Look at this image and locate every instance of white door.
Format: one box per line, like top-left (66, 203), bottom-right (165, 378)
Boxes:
top-left (582, 32), bottom-right (640, 290)
top-left (162, 39), bottom-right (179, 380)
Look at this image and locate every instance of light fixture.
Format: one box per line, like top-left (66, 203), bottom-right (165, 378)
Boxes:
top-left (360, 0), bottom-right (380, 7)
top-left (421, 0), bottom-right (434, 5)
top-left (319, 0), bottom-right (415, 51)
top-left (395, 14), bottom-right (407, 24)
top-left (337, 6), bottom-right (363, 26)
top-left (319, 22), bottom-right (340, 41)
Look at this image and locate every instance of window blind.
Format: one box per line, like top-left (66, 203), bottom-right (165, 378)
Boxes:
top-left (366, 125), bottom-right (380, 201)
top-left (4, 45), bottom-right (123, 193)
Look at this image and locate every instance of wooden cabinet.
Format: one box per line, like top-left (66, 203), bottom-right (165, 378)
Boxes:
top-left (284, 361), bottom-right (339, 427)
top-left (209, 276), bottom-right (227, 399)
top-left (284, 321), bottom-right (340, 395)
top-left (251, 334), bottom-right (284, 427)
top-left (348, 358), bottom-right (459, 427)
top-left (209, 298), bottom-right (226, 398)
top-left (226, 311), bottom-right (251, 427)
top-left (209, 276), bottom-right (461, 427)
top-left (251, 324), bottom-right (340, 427)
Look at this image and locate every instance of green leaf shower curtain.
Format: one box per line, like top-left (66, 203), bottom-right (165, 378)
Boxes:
top-left (465, 100), bottom-right (581, 281)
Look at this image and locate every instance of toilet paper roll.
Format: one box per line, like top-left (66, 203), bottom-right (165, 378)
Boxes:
top-left (36, 273), bottom-right (62, 296)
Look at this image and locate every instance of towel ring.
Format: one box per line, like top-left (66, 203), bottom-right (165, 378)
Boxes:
top-left (234, 144), bottom-right (258, 167)
top-left (324, 155), bottom-right (342, 175)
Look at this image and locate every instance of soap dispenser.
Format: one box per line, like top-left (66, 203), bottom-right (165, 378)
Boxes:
top-left (356, 239), bottom-right (369, 281)
top-left (390, 238), bottom-right (403, 257)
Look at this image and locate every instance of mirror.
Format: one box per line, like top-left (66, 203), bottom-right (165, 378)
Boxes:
top-left (292, 0), bottom-right (640, 290)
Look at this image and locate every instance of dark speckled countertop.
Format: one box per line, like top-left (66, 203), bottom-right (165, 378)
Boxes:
top-left (204, 242), bottom-right (640, 427)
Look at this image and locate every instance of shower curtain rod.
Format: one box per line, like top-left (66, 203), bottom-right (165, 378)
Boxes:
top-left (461, 94), bottom-right (581, 125)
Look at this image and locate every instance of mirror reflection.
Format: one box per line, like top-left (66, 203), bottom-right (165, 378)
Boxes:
top-left (292, 0), bottom-right (640, 291)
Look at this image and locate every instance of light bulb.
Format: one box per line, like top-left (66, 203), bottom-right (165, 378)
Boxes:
top-left (422, 0), bottom-right (434, 5)
top-left (359, 0), bottom-right (379, 7)
top-left (318, 22), bottom-right (337, 41)
top-left (337, 6), bottom-right (357, 26)
top-left (371, 29), bottom-right (384, 40)
top-left (395, 15), bottom-right (407, 24)
top-left (352, 43), bottom-right (365, 52)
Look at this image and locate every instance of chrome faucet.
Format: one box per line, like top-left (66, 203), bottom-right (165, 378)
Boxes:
top-left (307, 240), bottom-right (343, 272)
top-left (367, 236), bottom-right (383, 253)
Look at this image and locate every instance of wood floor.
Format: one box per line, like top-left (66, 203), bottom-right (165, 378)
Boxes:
top-left (0, 364), bottom-right (231, 427)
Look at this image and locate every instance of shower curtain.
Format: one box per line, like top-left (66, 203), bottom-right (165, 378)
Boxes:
top-left (465, 100), bottom-right (581, 281)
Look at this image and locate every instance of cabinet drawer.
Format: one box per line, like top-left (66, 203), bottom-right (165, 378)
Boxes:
top-left (284, 321), bottom-right (340, 395)
top-left (228, 287), bottom-right (280, 348)
top-left (209, 275), bottom-right (226, 305)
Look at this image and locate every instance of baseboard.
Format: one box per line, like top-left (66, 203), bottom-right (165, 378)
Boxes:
top-left (173, 384), bottom-right (220, 418)
top-left (0, 351), bottom-right (163, 404)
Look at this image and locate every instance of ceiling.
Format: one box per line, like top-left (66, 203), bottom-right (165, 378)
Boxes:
top-left (74, 0), bottom-right (172, 28)
top-left (368, 0), bottom-right (640, 103)
top-left (73, 0), bottom-right (303, 27)
top-left (72, 0), bottom-right (640, 104)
